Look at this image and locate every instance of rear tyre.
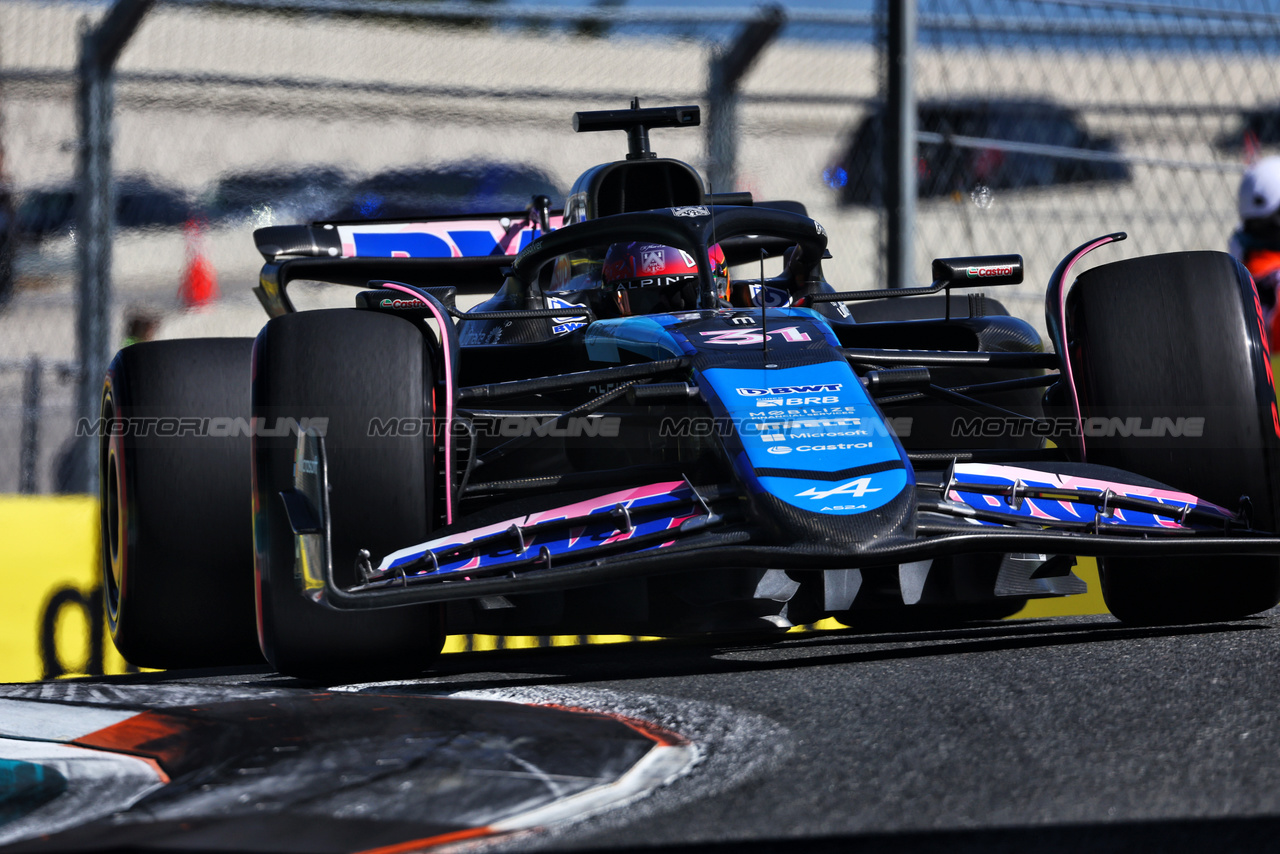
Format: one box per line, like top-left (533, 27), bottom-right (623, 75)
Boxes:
top-left (252, 309), bottom-right (445, 679)
top-left (101, 338), bottom-right (262, 668)
top-left (1070, 251), bottom-right (1280, 623)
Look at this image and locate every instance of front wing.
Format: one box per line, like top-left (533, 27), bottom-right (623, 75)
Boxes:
top-left (280, 431), bottom-right (1280, 612)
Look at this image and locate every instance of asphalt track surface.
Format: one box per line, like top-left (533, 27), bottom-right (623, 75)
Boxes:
top-left (12, 610), bottom-right (1280, 853)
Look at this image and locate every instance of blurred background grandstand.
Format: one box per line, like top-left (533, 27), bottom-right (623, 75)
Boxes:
top-left (1, 0), bottom-right (1278, 494)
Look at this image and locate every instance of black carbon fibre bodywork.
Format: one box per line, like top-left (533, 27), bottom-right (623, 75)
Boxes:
top-left (263, 225), bottom-right (1280, 635)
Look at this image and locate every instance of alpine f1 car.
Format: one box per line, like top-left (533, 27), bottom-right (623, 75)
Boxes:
top-left (101, 104), bottom-right (1280, 678)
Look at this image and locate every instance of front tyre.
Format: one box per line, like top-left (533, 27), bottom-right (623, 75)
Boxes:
top-left (1070, 251), bottom-right (1280, 623)
top-left (252, 309), bottom-right (445, 680)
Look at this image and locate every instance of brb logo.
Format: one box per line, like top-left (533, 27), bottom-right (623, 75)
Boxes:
top-left (699, 326), bottom-right (812, 346)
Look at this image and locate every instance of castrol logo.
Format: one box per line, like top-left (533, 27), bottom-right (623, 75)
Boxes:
top-left (966, 265), bottom-right (1014, 278)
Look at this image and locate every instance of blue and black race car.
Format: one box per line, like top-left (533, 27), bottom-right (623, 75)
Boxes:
top-left (100, 104), bottom-right (1280, 678)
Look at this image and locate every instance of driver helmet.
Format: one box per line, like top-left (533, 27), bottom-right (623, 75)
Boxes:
top-left (1234, 157), bottom-right (1280, 315)
top-left (602, 242), bottom-right (728, 316)
top-left (1240, 156), bottom-right (1280, 223)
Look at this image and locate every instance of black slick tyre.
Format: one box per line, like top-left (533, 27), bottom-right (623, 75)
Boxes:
top-left (100, 338), bottom-right (262, 668)
top-left (251, 308), bottom-right (444, 680)
top-left (1069, 250), bottom-right (1280, 624)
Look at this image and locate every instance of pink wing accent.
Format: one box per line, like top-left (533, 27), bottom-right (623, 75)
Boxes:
top-left (602, 528), bottom-right (637, 546)
top-left (1025, 498), bottom-right (1054, 520)
top-left (955, 463), bottom-right (1228, 514)
top-left (380, 283), bottom-right (456, 525)
top-left (381, 481), bottom-right (690, 570)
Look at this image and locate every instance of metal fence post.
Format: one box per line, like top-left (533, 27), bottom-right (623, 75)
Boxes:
top-left (20, 357), bottom-right (41, 494)
top-left (885, 0), bottom-right (917, 288)
top-left (706, 55), bottom-right (732, 194)
top-left (73, 0), bottom-right (153, 495)
top-left (706, 6), bottom-right (785, 195)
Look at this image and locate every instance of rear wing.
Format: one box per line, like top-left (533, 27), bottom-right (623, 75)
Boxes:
top-left (249, 198), bottom-right (815, 317)
top-left (253, 210), bottom-right (562, 317)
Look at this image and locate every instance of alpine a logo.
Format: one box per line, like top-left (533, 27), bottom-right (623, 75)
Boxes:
top-left (966, 264), bottom-right (1014, 278)
top-left (796, 477), bottom-right (882, 501)
top-left (671, 206), bottom-right (711, 217)
top-left (738, 384), bottom-right (842, 396)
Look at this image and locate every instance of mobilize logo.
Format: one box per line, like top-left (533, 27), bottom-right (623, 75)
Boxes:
top-left (796, 477), bottom-right (882, 501)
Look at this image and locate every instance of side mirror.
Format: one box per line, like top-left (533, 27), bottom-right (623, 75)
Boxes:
top-left (931, 254), bottom-right (1024, 287)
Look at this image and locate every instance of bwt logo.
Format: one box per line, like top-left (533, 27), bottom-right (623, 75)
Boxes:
top-left (737, 384), bottom-right (843, 397)
top-left (966, 265), bottom-right (1014, 278)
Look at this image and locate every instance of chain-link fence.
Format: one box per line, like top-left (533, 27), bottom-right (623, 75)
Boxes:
top-left (2, 0), bottom-right (1278, 493)
top-left (901, 0), bottom-right (1280, 325)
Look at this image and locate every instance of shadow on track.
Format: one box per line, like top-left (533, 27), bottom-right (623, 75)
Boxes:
top-left (554, 812), bottom-right (1280, 854)
top-left (308, 615), bottom-right (1272, 694)
top-left (58, 615), bottom-right (1272, 694)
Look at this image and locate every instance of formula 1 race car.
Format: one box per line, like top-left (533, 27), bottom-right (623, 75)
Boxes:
top-left (100, 104), bottom-right (1280, 678)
